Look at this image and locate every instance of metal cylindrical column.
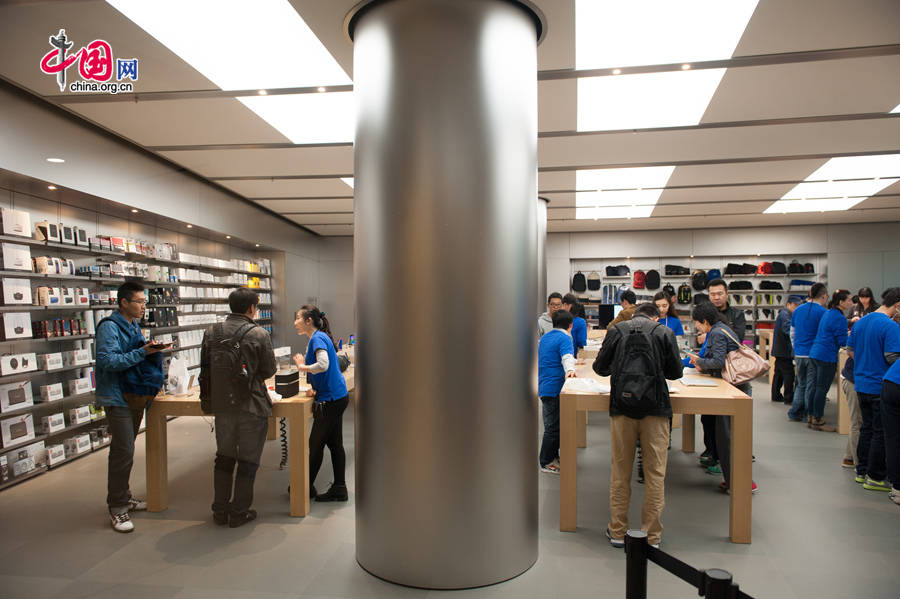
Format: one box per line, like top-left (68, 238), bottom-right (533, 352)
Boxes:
top-left (349, 0), bottom-right (543, 589)
top-left (536, 196), bottom-right (549, 319)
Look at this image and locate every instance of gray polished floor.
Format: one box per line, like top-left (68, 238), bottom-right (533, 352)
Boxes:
top-left (1, 381), bottom-right (898, 598)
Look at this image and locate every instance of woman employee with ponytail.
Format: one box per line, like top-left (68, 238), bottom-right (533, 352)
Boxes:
top-left (293, 305), bottom-right (349, 502)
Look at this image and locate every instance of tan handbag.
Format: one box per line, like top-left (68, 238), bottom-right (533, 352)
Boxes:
top-left (719, 327), bottom-right (770, 386)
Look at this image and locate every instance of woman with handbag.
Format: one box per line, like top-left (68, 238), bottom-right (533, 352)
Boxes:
top-left (293, 305), bottom-right (350, 503)
top-left (690, 302), bottom-right (759, 494)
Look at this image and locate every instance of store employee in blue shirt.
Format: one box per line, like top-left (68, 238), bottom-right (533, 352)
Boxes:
top-left (654, 291), bottom-right (684, 337)
top-left (538, 310), bottom-right (577, 473)
top-left (563, 294), bottom-right (588, 358)
top-left (788, 283), bottom-right (828, 422)
top-left (848, 288), bottom-right (900, 493)
top-left (808, 290), bottom-right (852, 431)
top-left (882, 356), bottom-right (900, 504)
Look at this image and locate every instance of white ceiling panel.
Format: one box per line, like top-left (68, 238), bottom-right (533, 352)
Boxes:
top-left (666, 159), bottom-right (829, 186)
top-left (651, 200), bottom-right (773, 217)
top-left (538, 79), bottom-right (576, 132)
top-left (303, 224), bottom-right (355, 236)
top-left (66, 98), bottom-right (290, 146)
top-left (284, 213), bottom-right (354, 225)
top-left (657, 183), bottom-right (796, 205)
top-left (538, 119), bottom-right (900, 169)
top-left (538, 171), bottom-right (576, 191)
top-left (734, 0), bottom-right (900, 57)
top-left (221, 178), bottom-right (353, 198)
top-left (703, 56), bottom-right (900, 123)
top-left (254, 198), bottom-right (353, 212)
top-left (158, 146), bottom-right (354, 178)
top-left (0, 0), bottom-right (215, 96)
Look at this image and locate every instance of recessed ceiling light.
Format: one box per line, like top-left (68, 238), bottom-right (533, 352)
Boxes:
top-left (577, 70), bottom-right (726, 131)
top-left (340, 177), bottom-right (354, 189)
top-left (891, 103), bottom-right (899, 113)
top-left (131, 209), bottom-right (139, 213)
top-left (186, 224), bottom-right (193, 228)
top-left (575, 0), bottom-right (758, 69)
top-left (239, 92), bottom-right (355, 143)
top-left (258, 89), bottom-right (268, 95)
top-left (317, 86), bottom-right (326, 92)
top-left (46, 157), bottom-right (65, 163)
top-left (255, 243), bottom-right (260, 247)
top-left (226, 235), bottom-right (231, 239)
top-left (106, 0), bottom-right (350, 89)
top-left (47, 185), bottom-right (57, 190)
top-left (690, 255), bottom-right (694, 258)
top-left (612, 68), bottom-right (621, 75)
top-left (681, 63), bottom-right (691, 70)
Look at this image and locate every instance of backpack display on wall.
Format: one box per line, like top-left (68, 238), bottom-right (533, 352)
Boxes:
top-left (605, 265), bottom-right (617, 276)
top-left (724, 263), bottom-right (742, 275)
top-left (788, 260), bottom-right (804, 273)
top-left (633, 270), bottom-right (646, 289)
top-left (587, 271), bottom-right (601, 291)
top-left (706, 269), bottom-right (721, 281)
top-left (691, 269), bottom-right (707, 291)
top-left (771, 261), bottom-right (787, 274)
top-left (662, 283), bottom-right (675, 297)
top-left (759, 280), bottom-right (783, 290)
top-left (757, 262), bottom-right (773, 275)
top-left (693, 292), bottom-right (709, 305)
top-left (572, 272), bottom-right (587, 292)
top-left (728, 280), bottom-right (753, 290)
top-left (742, 263), bottom-right (758, 274)
top-left (645, 269), bottom-right (660, 290)
top-left (804, 263), bottom-right (815, 273)
top-left (677, 283), bottom-right (692, 305)
top-left (665, 264), bottom-right (690, 276)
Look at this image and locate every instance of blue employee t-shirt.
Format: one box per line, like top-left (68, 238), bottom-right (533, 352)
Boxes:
top-left (305, 330), bottom-right (348, 402)
top-left (809, 308), bottom-right (849, 363)
top-left (848, 313), bottom-right (900, 395)
top-left (659, 316), bottom-right (684, 336)
top-left (884, 358), bottom-right (900, 387)
top-left (791, 301), bottom-right (826, 357)
top-left (538, 329), bottom-right (574, 397)
top-left (571, 317), bottom-right (587, 358)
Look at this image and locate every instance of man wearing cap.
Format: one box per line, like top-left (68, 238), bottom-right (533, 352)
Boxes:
top-left (771, 296), bottom-right (802, 404)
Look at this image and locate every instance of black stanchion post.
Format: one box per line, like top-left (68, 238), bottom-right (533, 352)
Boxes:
top-left (625, 530), bottom-right (648, 599)
top-left (704, 568), bottom-right (734, 599)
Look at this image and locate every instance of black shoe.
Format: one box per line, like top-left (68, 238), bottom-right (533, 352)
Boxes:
top-left (315, 483), bottom-right (348, 502)
top-left (213, 511), bottom-right (229, 526)
top-left (229, 509), bottom-right (257, 528)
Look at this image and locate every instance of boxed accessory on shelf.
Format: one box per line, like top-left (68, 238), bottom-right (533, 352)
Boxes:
top-left (47, 443), bottom-right (65, 466)
top-left (68, 405), bottom-right (91, 426)
top-left (2, 242), bottom-right (32, 271)
top-left (2, 278), bottom-right (32, 305)
top-left (39, 383), bottom-right (64, 403)
top-left (73, 226), bottom-right (88, 246)
top-left (67, 377), bottom-right (92, 396)
top-left (0, 381), bottom-right (34, 413)
top-left (1, 412), bottom-right (35, 447)
top-left (60, 288), bottom-right (75, 305)
top-left (40, 413), bottom-right (65, 434)
top-left (1, 208), bottom-right (32, 238)
top-left (64, 434), bottom-right (91, 457)
top-left (34, 286), bottom-right (61, 306)
top-left (58, 223), bottom-right (75, 245)
top-left (12, 452), bottom-right (36, 477)
top-left (1, 352), bottom-right (37, 376)
top-left (3, 312), bottom-right (32, 340)
top-left (34, 220), bottom-right (60, 242)
top-left (61, 349), bottom-right (91, 367)
top-left (75, 287), bottom-right (90, 305)
top-left (0, 455), bottom-right (6, 481)
top-left (89, 405), bottom-right (105, 421)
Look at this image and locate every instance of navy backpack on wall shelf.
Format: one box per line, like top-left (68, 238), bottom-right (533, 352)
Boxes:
top-left (645, 270), bottom-right (660, 290)
top-left (587, 271), bottom-right (601, 291)
top-left (572, 272), bottom-right (587, 292)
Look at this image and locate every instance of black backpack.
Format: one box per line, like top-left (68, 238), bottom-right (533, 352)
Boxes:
top-left (771, 261), bottom-right (787, 274)
top-left (199, 322), bottom-right (256, 414)
top-left (572, 272), bottom-right (586, 292)
top-left (645, 269), bottom-right (660, 290)
top-left (677, 283), bottom-right (691, 304)
top-left (691, 269), bottom-right (707, 291)
top-left (729, 280), bottom-right (753, 290)
top-left (610, 320), bottom-right (664, 418)
top-left (759, 280), bottom-right (783, 290)
top-left (693, 292), bottom-right (709, 305)
top-left (662, 283), bottom-right (675, 297)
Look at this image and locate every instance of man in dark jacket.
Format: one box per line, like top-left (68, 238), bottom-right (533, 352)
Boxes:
top-left (593, 303), bottom-right (683, 548)
top-left (771, 296), bottom-right (801, 403)
top-left (706, 278), bottom-right (746, 341)
top-left (199, 288), bottom-right (276, 527)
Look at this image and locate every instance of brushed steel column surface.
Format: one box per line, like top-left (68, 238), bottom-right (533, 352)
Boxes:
top-left (351, 0), bottom-right (541, 589)
top-left (537, 196), bottom-right (548, 319)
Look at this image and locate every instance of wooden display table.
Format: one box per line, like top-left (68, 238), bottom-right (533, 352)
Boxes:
top-left (146, 367), bottom-right (354, 518)
top-left (757, 329), bottom-right (775, 384)
top-left (559, 363), bottom-right (754, 544)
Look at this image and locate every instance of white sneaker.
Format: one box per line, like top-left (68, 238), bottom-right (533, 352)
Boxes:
top-left (110, 511), bottom-right (134, 533)
top-left (128, 498), bottom-right (147, 511)
top-left (540, 460), bottom-right (560, 474)
top-left (605, 528), bottom-right (624, 548)
top-left (890, 487), bottom-right (900, 506)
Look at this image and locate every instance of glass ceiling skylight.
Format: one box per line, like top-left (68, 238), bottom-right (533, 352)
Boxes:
top-left (575, 166), bottom-right (674, 219)
top-left (892, 104), bottom-right (900, 113)
top-left (238, 93), bottom-right (355, 144)
top-left (578, 69), bottom-right (726, 131)
top-left (575, 0), bottom-right (759, 70)
top-left (341, 178), bottom-right (355, 189)
top-left (764, 154), bottom-right (900, 213)
top-left (107, 0), bottom-right (351, 89)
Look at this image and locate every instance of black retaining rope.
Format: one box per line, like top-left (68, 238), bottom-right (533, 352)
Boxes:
top-left (647, 546), bottom-right (754, 599)
top-left (279, 417), bottom-right (288, 469)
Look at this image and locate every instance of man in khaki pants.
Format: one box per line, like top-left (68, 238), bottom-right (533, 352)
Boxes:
top-left (593, 303), bottom-right (684, 548)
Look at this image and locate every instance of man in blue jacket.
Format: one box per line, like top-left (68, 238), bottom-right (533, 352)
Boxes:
top-left (771, 296), bottom-right (801, 404)
top-left (96, 281), bottom-right (169, 533)
top-left (788, 283), bottom-right (828, 422)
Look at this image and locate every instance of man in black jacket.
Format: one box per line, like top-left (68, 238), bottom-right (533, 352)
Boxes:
top-left (771, 296), bottom-right (801, 403)
top-left (593, 303), bottom-right (683, 548)
top-left (199, 288), bottom-right (277, 528)
top-left (706, 278), bottom-right (746, 341)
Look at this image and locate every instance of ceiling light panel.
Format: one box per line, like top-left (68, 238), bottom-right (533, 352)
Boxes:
top-left (764, 198), bottom-right (866, 214)
top-left (576, 205), bottom-right (655, 220)
top-left (784, 179), bottom-right (899, 200)
top-left (574, 166), bottom-right (674, 217)
top-left (575, 0), bottom-right (759, 69)
top-left (341, 177), bottom-right (355, 189)
top-left (802, 154), bottom-right (900, 182)
top-left (577, 70), bottom-right (726, 131)
top-left (106, 0), bottom-right (351, 89)
top-left (575, 189), bottom-right (665, 208)
top-left (576, 166), bottom-right (675, 191)
top-left (892, 104), bottom-right (899, 113)
top-left (238, 92), bottom-right (355, 144)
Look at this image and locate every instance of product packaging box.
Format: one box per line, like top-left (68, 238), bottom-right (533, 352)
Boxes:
top-left (0, 353), bottom-right (37, 376)
top-left (67, 378), bottom-right (92, 396)
top-left (60, 288), bottom-right (75, 305)
top-left (1, 413), bottom-right (35, 447)
top-left (2, 278), bottom-right (32, 305)
top-left (12, 454), bottom-right (36, 477)
top-left (75, 288), bottom-right (90, 305)
top-left (1, 208), bottom-right (32, 238)
top-left (58, 223), bottom-right (75, 245)
top-left (62, 349), bottom-right (91, 367)
top-left (39, 383), bottom-right (64, 403)
top-left (35, 286), bottom-right (60, 306)
top-left (110, 237), bottom-right (126, 252)
top-left (47, 443), bottom-right (65, 466)
top-left (3, 312), bottom-right (32, 339)
top-left (68, 405), bottom-right (91, 426)
top-left (35, 221), bottom-right (60, 242)
top-left (73, 226), bottom-right (88, 246)
top-left (40, 413), bottom-right (65, 434)
top-left (2, 242), bottom-right (32, 271)
top-left (0, 381), bottom-right (34, 413)
top-left (64, 433), bottom-right (91, 456)
top-left (38, 353), bottom-right (63, 371)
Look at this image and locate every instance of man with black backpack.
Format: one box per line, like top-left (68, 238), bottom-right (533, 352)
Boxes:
top-left (593, 303), bottom-right (683, 549)
top-left (199, 288), bottom-right (277, 527)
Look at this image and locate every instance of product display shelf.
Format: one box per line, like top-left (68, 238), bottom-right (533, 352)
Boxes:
top-left (0, 433), bottom-right (50, 455)
top-left (0, 269), bottom-right (92, 282)
top-left (178, 279), bottom-right (246, 287)
top-left (136, 279), bottom-right (180, 288)
top-left (0, 390), bottom-right (97, 421)
top-left (0, 464), bottom-right (48, 491)
top-left (150, 323), bottom-right (215, 335)
top-left (2, 334), bottom-right (94, 346)
top-left (0, 234), bottom-right (124, 258)
top-left (0, 361), bottom-right (95, 385)
top-left (0, 305), bottom-right (93, 313)
top-left (179, 261), bottom-right (271, 279)
top-left (179, 311), bottom-right (222, 317)
top-left (256, 318), bottom-right (272, 323)
top-left (45, 416), bottom-right (108, 440)
top-left (146, 303), bottom-right (179, 309)
top-left (124, 252), bottom-right (180, 267)
top-left (178, 297), bottom-right (229, 303)
top-left (89, 276), bottom-right (126, 284)
top-left (48, 438), bottom-right (111, 470)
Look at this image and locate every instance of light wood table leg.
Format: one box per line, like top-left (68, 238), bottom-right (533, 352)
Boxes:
top-left (681, 414), bottom-right (695, 453)
top-left (576, 410), bottom-right (587, 448)
top-left (145, 406), bottom-right (169, 512)
top-left (837, 351), bottom-right (849, 435)
top-left (672, 413), bottom-right (681, 429)
top-left (287, 403), bottom-right (310, 517)
top-left (729, 403), bottom-right (753, 543)
top-left (560, 396), bottom-right (578, 532)
top-left (267, 416), bottom-right (277, 440)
